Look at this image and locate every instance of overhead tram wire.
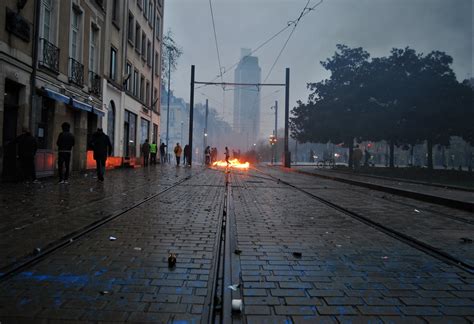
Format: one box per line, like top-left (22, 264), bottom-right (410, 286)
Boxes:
top-left (195, 0), bottom-right (324, 90)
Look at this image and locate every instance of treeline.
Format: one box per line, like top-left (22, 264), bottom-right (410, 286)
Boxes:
top-left (290, 45), bottom-right (473, 169)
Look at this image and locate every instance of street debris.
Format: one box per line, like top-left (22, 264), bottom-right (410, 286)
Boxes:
top-left (89, 188), bottom-right (94, 192)
top-left (382, 256), bottom-right (389, 259)
top-left (231, 299), bottom-right (243, 312)
top-left (100, 290), bottom-right (110, 295)
top-left (109, 236), bottom-right (117, 241)
top-left (234, 249), bottom-right (242, 255)
top-left (336, 244), bottom-right (342, 248)
top-left (292, 252), bottom-right (302, 258)
top-left (34, 247), bottom-right (41, 254)
top-left (228, 283), bottom-right (240, 291)
top-left (168, 253), bottom-right (177, 268)
top-left (414, 209), bottom-right (421, 213)
top-left (134, 247), bottom-right (142, 251)
top-left (460, 237), bottom-right (473, 244)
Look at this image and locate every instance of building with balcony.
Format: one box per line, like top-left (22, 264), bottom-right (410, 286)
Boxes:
top-left (0, 0), bottom-right (164, 180)
top-left (102, 0), bottom-right (163, 165)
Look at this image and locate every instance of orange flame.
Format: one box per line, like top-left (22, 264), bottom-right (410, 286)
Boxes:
top-left (212, 159), bottom-right (250, 169)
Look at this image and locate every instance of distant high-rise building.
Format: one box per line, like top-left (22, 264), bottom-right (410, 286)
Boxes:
top-left (233, 48), bottom-right (261, 149)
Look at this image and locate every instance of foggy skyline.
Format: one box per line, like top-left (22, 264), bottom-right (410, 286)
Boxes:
top-left (163, 0), bottom-right (473, 142)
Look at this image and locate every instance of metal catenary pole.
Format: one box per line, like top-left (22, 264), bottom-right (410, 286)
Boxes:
top-left (274, 100), bottom-right (278, 164)
top-left (204, 99), bottom-right (208, 161)
top-left (166, 49), bottom-right (171, 162)
top-left (188, 65), bottom-right (195, 166)
top-left (284, 68), bottom-right (290, 168)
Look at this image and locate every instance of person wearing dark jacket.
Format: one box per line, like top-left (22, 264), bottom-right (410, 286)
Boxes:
top-left (15, 128), bottom-right (38, 182)
top-left (56, 122), bottom-right (75, 184)
top-left (183, 144), bottom-right (190, 166)
top-left (160, 142), bottom-right (167, 164)
top-left (141, 139), bottom-right (150, 166)
top-left (90, 128), bottom-right (112, 181)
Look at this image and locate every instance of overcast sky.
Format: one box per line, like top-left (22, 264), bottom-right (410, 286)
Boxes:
top-left (163, 0), bottom-right (473, 139)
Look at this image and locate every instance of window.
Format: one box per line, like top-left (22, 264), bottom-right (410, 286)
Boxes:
top-left (110, 47), bottom-right (117, 80)
top-left (135, 24), bottom-right (141, 51)
top-left (153, 87), bottom-right (158, 110)
top-left (112, 0), bottom-right (119, 23)
top-left (146, 81), bottom-right (150, 105)
top-left (70, 8), bottom-right (82, 60)
top-left (141, 32), bottom-right (146, 59)
top-left (153, 123), bottom-right (158, 144)
top-left (143, 0), bottom-right (148, 19)
top-left (128, 12), bottom-right (134, 43)
top-left (133, 70), bottom-right (139, 96)
top-left (141, 118), bottom-right (150, 145)
top-left (155, 13), bottom-right (160, 40)
top-left (42, 0), bottom-right (52, 41)
top-left (108, 101), bottom-right (116, 155)
top-left (147, 40), bottom-right (151, 66)
top-left (125, 63), bottom-right (132, 91)
top-left (140, 75), bottom-right (145, 101)
top-left (89, 26), bottom-right (99, 73)
top-left (148, 1), bottom-right (153, 23)
top-left (154, 51), bottom-right (159, 75)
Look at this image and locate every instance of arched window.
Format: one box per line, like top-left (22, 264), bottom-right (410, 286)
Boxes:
top-left (107, 100), bottom-right (116, 155)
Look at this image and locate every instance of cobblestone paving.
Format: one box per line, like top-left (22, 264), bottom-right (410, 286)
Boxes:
top-left (296, 167), bottom-right (474, 204)
top-left (259, 167), bottom-right (474, 267)
top-left (0, 166), bottom-right (195, 270)
top-left (230, 168), bottom-right (474, 323)
top-left (0, 169), bottom-right (224, 323)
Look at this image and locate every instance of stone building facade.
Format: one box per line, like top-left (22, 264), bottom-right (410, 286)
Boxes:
top-left (0, 0), bottom-right (163, 180)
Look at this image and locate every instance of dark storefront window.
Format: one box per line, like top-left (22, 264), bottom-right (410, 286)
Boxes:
top-left (107, 101), bottom-right (116, 155)
top-left (124, 110), bottom-right (137, 158)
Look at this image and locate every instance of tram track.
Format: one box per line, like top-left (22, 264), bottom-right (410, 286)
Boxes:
top-left (0, 171), bottom-right (202, 283)
top-left (252, 167), bottom-right (474, 275)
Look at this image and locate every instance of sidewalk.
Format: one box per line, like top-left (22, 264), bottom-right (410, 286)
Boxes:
top-left (294, 166), bottom-right (474, 212)
top-left (0, 165), bottom-right (194, 271)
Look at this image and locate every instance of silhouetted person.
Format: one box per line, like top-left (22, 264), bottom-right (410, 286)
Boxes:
top-left (205, 146), bottom-right (211, 165)
top-left (141, 139), bottom-right (150, 166)
top-left (225, 147), bottom-right (230, 164)
top-left (174, 143), bottom-right (182, 166)
top-left (90, 128), bottom-right (112, 181)
top-left (183, 144), bottom-right (191, 166)
top-left (57, 122), bottom-right (75, 184)
top-left (160, 142), bottom-right (167, 164)
top-left (150, 141), bottom-right (157, 165)
top-left (15, 128), bottom-right (37, 183)
top-left (352, 145), bottom-right (363, 171)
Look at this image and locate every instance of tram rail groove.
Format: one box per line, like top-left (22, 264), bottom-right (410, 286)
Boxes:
top-left (293, 168), bottom-right (474, 213)
top-left (206, 169), bottom-right (231, 324)
top-left (253, 167), bottom-right (474, 275)
top-left (0, 173), bottom-right (199, 284)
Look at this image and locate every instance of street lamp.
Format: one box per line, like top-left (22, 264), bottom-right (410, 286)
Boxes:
top-left (180, 121), bottom-right (184, 144)
top-left (165, 46), bottom-right (172, 160)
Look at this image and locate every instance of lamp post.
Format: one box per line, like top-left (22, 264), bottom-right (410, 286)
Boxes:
top-left (180, 121), bottom-right (184, 144)
top-left (270, 101), bottom-right (278, 164)
top-left (165, 48), bottom-right (171, 161)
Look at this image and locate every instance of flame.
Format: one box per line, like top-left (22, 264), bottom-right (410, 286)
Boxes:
top-left (212, 159), bottom-right (250, 169)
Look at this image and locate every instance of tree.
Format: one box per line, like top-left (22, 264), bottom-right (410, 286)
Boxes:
top-left (291, 44), bottom-right (372, 167)
top-left (161, 29), bottom-right (183, 88)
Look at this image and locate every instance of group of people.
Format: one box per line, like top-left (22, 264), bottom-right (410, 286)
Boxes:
top-left (12, 123), bottom-right (112, 184)
top-left (204, 146), bottom-right (219, 165)
top-left (172, 143), bottom-right (192, 166)
top-left (351, 145), bottom-right (372, 170)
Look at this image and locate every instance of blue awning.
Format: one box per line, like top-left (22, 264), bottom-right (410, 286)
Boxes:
top-left (72, 99), bottom-right (92, 112)
top-left (92, 107), bottom-right (105, 117)
top-left (44, 88), bottom-right (70, 105)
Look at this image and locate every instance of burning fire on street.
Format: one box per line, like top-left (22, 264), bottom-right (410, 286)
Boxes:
top-left (212, 159), bottom-right (250, 170)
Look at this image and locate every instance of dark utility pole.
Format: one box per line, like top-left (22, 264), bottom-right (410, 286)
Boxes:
top-left (166, 49), bottom-right (171, 161)
top-left (188, 65), bottom-right (195, 166)
top-left (204, 99), bottom-right (208, 160)
top-left (284, 68), bottom-right (291, 168)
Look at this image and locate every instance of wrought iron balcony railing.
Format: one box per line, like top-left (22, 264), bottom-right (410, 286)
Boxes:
top-left (39, 38), bottom-right (60, 73)
top-left (69, 58), bottom-right (84, 87)
top-left (89, 71), bottom-right (101, 96)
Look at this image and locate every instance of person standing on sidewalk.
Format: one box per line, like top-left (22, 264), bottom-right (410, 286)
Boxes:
top-left (352, 145), bottom-right (363, 171)
top-left (141, 139), bottom-right (150, 166)
top-left (160, 142), bottom-right (167, 164)
top-left (15, 128), bottom-right (38, 183)
top-left (225, 146), bottom-right (230, 164)
top-left (90, 128), bottom-right (112, 182)
top-left (56, 122), bottom-right (75, 184)
top-left (150, 141), bottom-right (157, 165)
top-left (174, 143), bottom-right (182, 166)
top-left (183, 144), bottom-right (190, 166)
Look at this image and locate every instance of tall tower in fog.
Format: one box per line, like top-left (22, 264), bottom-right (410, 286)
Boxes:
top-left (233, 48), bottom-right (261, 149)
